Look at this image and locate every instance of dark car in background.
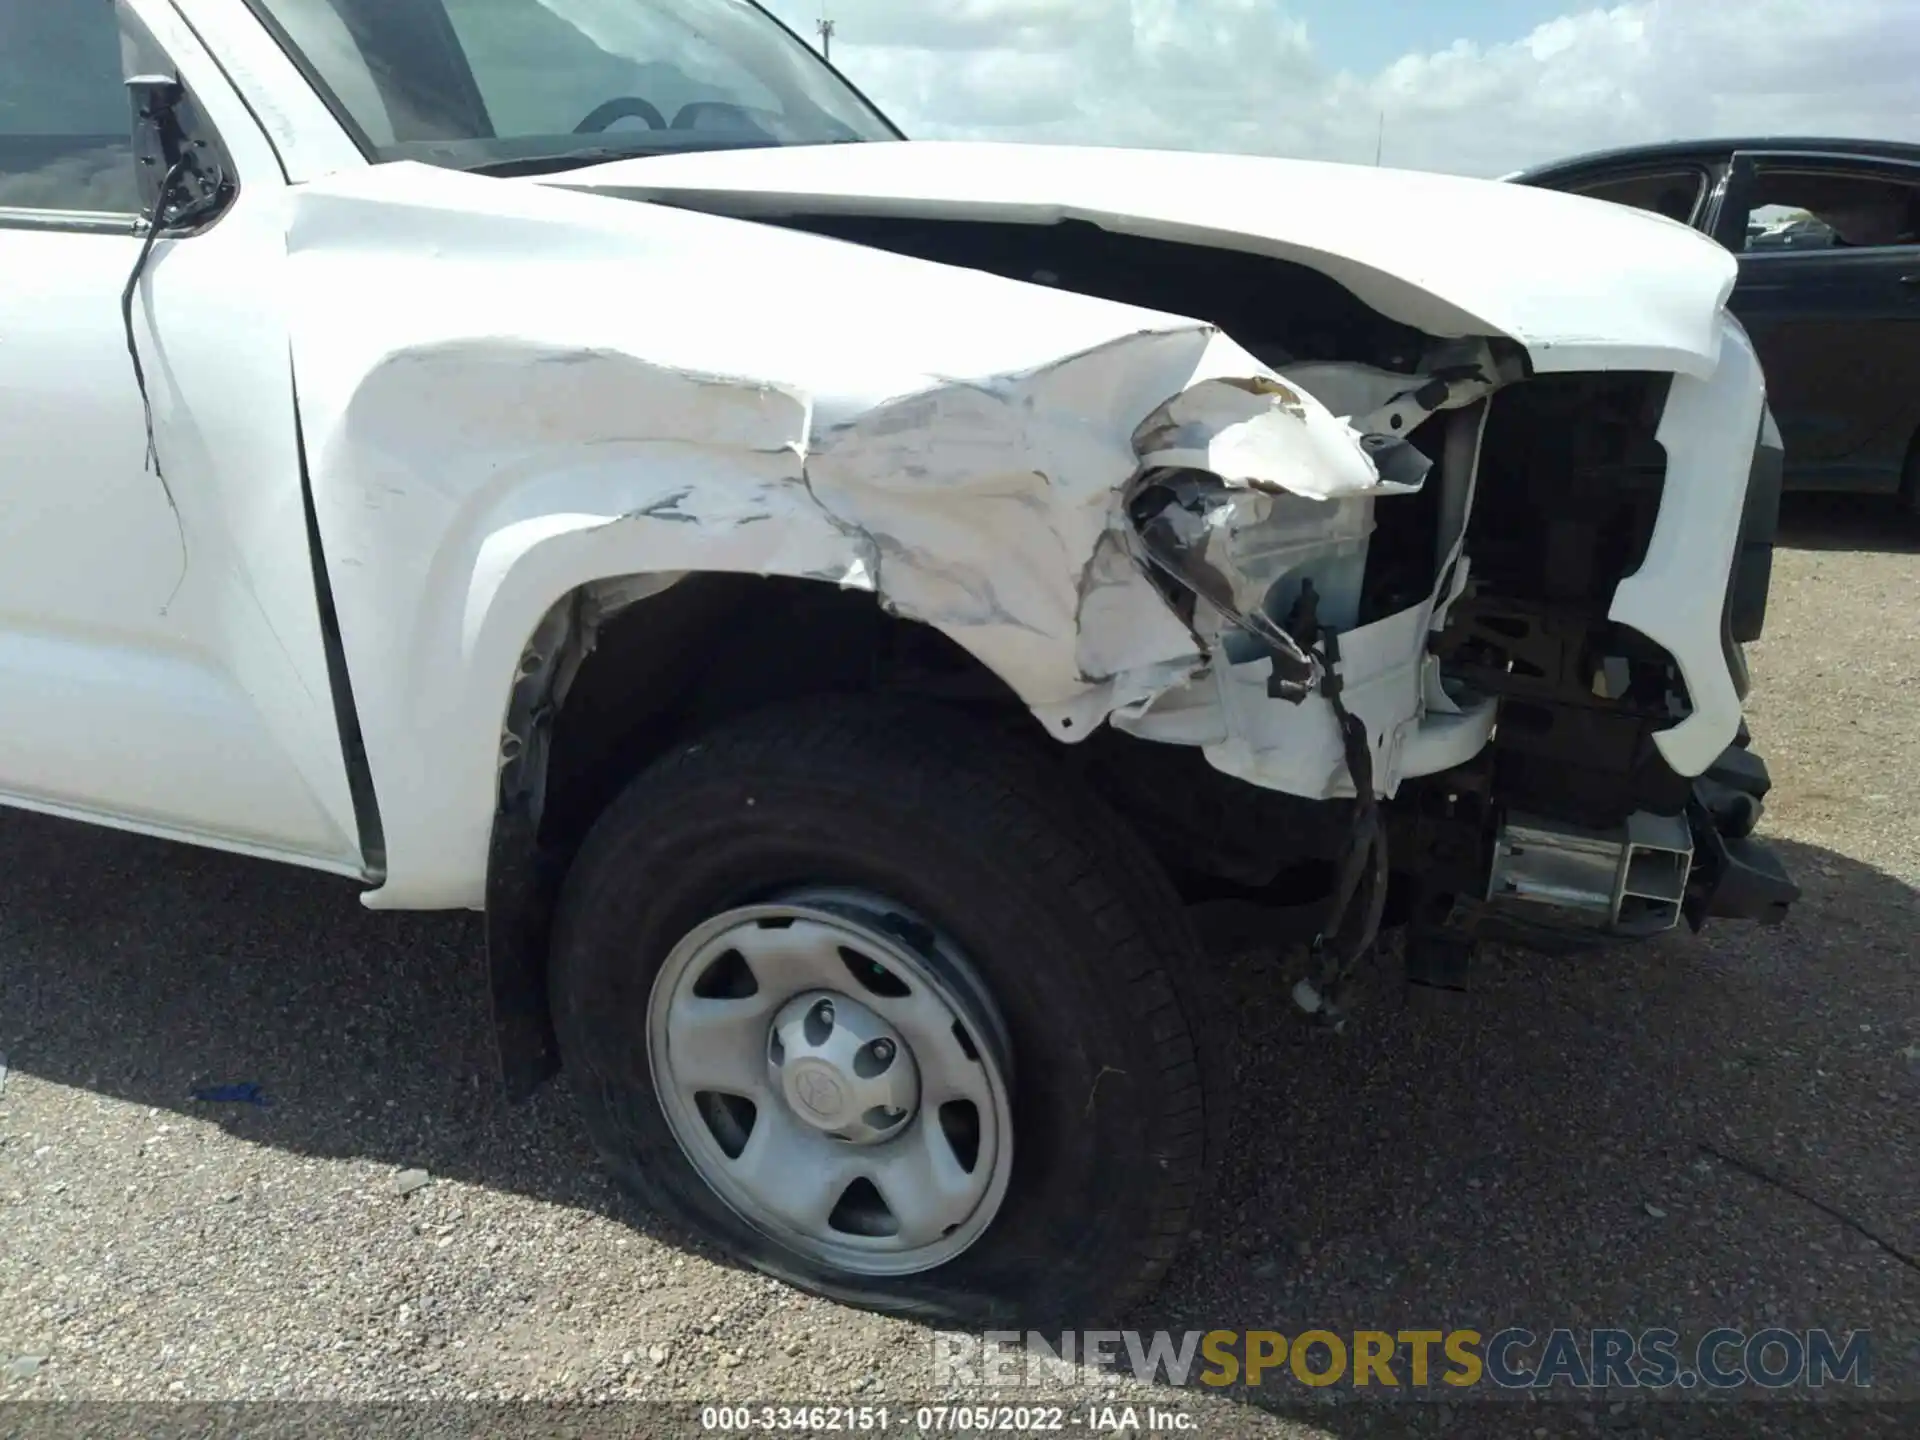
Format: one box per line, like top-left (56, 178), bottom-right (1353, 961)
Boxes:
top-left (1512, 138), bottom-right (1920, 512)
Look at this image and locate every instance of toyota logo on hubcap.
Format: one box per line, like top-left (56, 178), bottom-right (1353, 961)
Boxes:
top-left (792, 1065), bottom-right (846, 1120)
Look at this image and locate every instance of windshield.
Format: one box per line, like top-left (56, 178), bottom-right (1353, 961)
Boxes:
top-left (245, 0), bottom-right (899, 174)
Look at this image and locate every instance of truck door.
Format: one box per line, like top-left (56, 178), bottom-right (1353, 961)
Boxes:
top-left (0, 0), bottom-right (369, 873)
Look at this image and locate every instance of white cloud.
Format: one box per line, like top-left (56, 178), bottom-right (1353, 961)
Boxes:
top-left (773, 0), bottom-right (1920, 175)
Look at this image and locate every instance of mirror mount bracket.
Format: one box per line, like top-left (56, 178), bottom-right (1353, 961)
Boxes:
top-left (126, 73), bottom-right (227, 230)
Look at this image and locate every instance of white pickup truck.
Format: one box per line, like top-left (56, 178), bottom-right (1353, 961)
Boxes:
top-left (3, 0), bottom-right (1796, 1323)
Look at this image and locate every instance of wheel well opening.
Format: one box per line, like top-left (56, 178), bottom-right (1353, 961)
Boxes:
top-left (489, 572), bottom-right (1039, 1098)
top-left (537, 573), bottom-right (1033, 855)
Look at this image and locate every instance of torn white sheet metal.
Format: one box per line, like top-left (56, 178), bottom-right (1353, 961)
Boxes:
top-left (1201, 602), bottom-right (1496, 802)
top-left (1117, 376), bottom-right (1500, 800)
top-left (283, 162), bottom-right (1427, 910)
top-left (1114, 518), bottom-right (1498, 802)
top-left (1131, 376), bottom-right (1389, 501)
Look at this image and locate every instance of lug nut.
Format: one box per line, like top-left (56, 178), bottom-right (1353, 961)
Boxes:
top-left (871, 1039), bottom-right (895, 1067)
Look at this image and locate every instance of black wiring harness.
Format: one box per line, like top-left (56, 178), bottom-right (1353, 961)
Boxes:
top-left (1128, 471), bottom-right (1392, 1025)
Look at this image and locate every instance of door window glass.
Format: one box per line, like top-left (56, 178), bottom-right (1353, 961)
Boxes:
top-left (0, 0), bottom-right (139, 213)
top-left (1735, 168), bottom-right (1920, 252)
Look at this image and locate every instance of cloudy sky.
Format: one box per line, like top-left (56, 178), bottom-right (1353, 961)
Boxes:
top-left (756, 0), bottom-right (1920, 177)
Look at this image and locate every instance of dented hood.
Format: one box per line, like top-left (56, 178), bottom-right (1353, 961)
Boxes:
top-left (551, 140), bottom-right (1741, 378)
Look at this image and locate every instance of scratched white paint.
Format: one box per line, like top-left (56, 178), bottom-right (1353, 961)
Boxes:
top-left (271, 139), bottom-right (1759, 909)
top-left (285, 162), bottom-right (1444, 906)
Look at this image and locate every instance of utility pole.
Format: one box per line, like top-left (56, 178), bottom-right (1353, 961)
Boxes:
top-left (817, 15), bottom-right (835, 60)
top-left (1374, 110), bottom-right (1385, 166)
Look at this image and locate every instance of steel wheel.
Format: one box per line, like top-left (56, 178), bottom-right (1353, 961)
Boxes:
top-left (646, 887), bottom-right (1014, 1277)
top-left (551, 697), bottom-right (1224, 1321)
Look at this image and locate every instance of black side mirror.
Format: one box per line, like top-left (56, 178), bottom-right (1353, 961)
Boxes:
top-left (126, 72), bottom-right (230, 228)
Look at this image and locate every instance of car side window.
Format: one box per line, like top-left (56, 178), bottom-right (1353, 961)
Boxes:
top-left (1573, 169), bottom-right (1707, 226)
top-left (1735, 168), bottom-right (1920, 253)
top-left (0, 0), bottom-right (141, 215)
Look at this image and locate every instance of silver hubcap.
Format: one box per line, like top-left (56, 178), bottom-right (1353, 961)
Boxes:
top-left (769, 992), bottom-right (920, 1144)
top-left (647, 889), bottom-right (1014, 1276)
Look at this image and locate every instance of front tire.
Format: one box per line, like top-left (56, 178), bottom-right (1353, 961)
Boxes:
top-left (548, 699), bottom-right (1222, 1324)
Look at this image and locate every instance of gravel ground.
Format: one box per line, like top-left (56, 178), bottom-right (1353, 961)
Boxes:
top-left (1, 496), bottom-right (1916, 1436)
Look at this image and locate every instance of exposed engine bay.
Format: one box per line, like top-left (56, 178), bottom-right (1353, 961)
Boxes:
top-left (738, 212), bottom-right (1798, 989)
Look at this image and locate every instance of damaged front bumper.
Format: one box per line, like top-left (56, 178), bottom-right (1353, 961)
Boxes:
top-left (1685, 736), bottom-right (1799, 928)
top-left (1482, 736), bottom-right (1799, 937)
top-left (1105, 315), bottom-right (1796, 944)
top-left (1106, 356), bottom-right (1513, 803)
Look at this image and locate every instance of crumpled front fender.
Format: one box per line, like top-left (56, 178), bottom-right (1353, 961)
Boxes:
top-left (282, 162), bottom-right (1426, 909)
